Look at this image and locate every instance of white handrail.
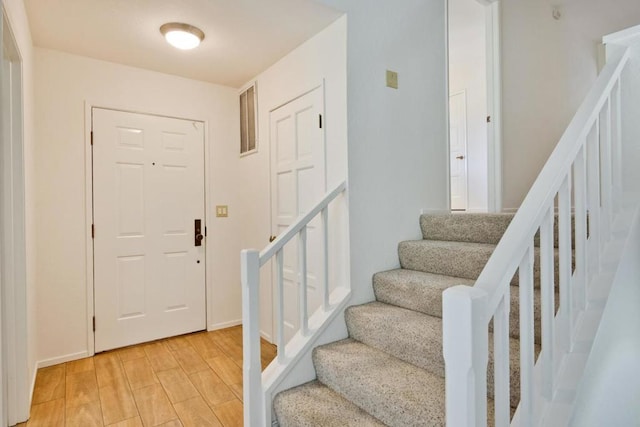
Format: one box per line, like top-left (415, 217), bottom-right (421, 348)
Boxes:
top-left (241, 180), bottom-right (347, 426)
top-left (444, 45), bottom-right (631, 427)
top-left (476, 47), bottom-right (630, 314)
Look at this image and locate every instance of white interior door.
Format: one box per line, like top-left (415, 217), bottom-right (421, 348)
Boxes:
top-left (450, 91), bottom-right (468, 211)
top-left (93, 108), bottom-right (206, 352)
top-left (270, 87), bottom-right (325, 343)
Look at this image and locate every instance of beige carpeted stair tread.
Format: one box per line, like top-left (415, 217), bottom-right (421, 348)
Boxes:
top-left (373, 268), bottom-right (553, 343)
top-left (420, 213), bottom-right (514, 244)
top-left (421, 212), bottom-right (575, 248)
top-left (313, 339), bottom-right (446, 427)
top-left (373, 268), bottom-right (474, 317)
top-left (398, 240), bottom-right (562, 286)
top-left (345, 301), bottom-right (532, 408)
top-left (274, 381), bottom-right (386, 427)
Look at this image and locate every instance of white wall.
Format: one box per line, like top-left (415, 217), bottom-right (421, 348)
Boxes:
top-left (3, 0), bottom-right (37, 412)
top-left (238, 17), bottom-right (348, 340)
top-left (315, 0), bottom-right (449, 305)
top-left (34, 48), bottom-right (241, 365)
top-left (448, 0), bottom-right (487, 211)
top-left (501, 0), bottom-right (640, 210)
top-left (570, 205), bottom-right (640, 426)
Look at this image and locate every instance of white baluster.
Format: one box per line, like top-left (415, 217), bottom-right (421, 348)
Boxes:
top-left (519, 244), bottom-right (535, 427)
top-left (599, 98), bottom-right (612, 244)
top-left (493, 291), bottom-right (511, 427)
top-left (574, 145), bottom-right (588, 311)
top-left (321, 207), bottom-right (330, 312)
top-left (586, 120), bottom-right (601, 278)
top-left (540, 206), bottom-right (555, 398)
top-left (276, 249), bottom-right (285, 363)
top-left (612, 79), bottom-right (623, 212)
top-left (298, 226), bottom-right (309, 336)
top-left (443, 285), bottom-right (489, 427)
top-left (241, 249), bottom-right (263, 426)
top-left (558, 175), bottom-right (573, 350)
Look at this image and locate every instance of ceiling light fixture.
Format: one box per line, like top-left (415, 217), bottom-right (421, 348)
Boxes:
top-left (160, 22), bottom-right (205, 50)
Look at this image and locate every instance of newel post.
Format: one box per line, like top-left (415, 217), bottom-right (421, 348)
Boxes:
top-left (443, 285), bottom-right (489, 427)
top-left (241, 249), bottom-right (263, 426)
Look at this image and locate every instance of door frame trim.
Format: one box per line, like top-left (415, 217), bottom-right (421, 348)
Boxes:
top-left (449, 89), bottom-right (469, 210)
top-left (84, 102), bottom-right (210, 355)
top-left (1, 6), bottom-right (30, 423)
top-left (266, 82), bottom-right (326, 343)
top-left (446, 0), bottom-right (503, 212)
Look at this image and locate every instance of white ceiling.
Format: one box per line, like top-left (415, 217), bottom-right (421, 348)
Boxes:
top-left (24, 0), bottom-right (343, 88)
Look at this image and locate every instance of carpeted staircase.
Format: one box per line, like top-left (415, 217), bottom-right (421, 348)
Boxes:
top-left (273, 213), bottom-right (558, 426)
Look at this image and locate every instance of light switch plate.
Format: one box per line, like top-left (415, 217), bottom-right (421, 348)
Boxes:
top-left (216, 205), bottom-right (228, 217)
top-left (386, 70), bottom-right (398, 89)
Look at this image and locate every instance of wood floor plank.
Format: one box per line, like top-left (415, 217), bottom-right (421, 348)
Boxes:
top-left (27, 398), bottom-right (65, 426)
top-left (123, 357), bottom-right (158, 390)
top-left (95, 352), bottom-right (128, 389)
top-left (157, 420), bottom-right (184, 427)
top-left (189, 370), bottom-right (236, 407)
top-left (65, 401), bottom-right (103, 427)
top-left (205, 356), bottom-right (242, 385)
top-left (188, 333), bottom-right (224, 359)
top-left (66, 357), bottom-right (95, 375)
top-left (228, 382), bottom-right (242, 402)
top-left (66, 370), bottom-right (100, 408)
top-left (99, 384), bottom-right (139, 426)
top-left (117, 345), bottom-right (146, 362)
top-left (164, 335), bottom-right (193, 351)
top-left (32, 365), bottom-right (65, 405)
top-left (132, 384), bottom-right (178, 427)
top-left (156, 367), bottom-right (200, 404)
top-left (174, 396), bottom-right (223, 427)
top-left (106, 416), bottom-right (143, 427)
top-left (173, 346), bottom-right (210, 374)
top-left (148, 350), bottom-right (180, 373)
top-left (212, 399), bottom-right (243, 427)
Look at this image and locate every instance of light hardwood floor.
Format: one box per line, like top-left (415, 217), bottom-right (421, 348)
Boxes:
top-left (21, 326), bottom-right (276, 427)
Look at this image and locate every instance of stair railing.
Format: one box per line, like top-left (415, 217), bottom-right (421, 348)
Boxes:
top-left (241, 180), bottom-right (347, 426)
top-left (443, 46), bottom-right (631, 427)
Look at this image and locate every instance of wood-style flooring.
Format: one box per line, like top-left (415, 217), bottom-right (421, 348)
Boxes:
top-left (21, 326), bottom-right (276, 427)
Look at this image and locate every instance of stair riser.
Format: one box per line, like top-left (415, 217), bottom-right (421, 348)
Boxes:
top-left (421, 213), bottom-right (576, 248)
top-left (346, 303), bottom-right (533, 408)
top-left (421, 214), bottom-right (514, 244)
top-left (398, 241), bottom-right (568, 287)
top-left (313, 340), bottom-right (447, 427)
top-left (374, 274), bottom-right (551, 344)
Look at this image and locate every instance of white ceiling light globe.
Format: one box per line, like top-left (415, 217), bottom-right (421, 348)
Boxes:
top-left (160, 23), bottom-right (205, 50)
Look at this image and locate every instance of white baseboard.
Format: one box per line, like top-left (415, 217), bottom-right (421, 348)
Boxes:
top-left (465, 208), bottom-right (490, 213)
top-left (37, 351), bottom-right (90, 369)
top-left (28, 361), bottom-right (37, 413)
top-left (260, 331), bottom-right (273, 343)
top-left (502, 207), bottom-right (518, 213)
top-left (208, 319), bottom-right (242, 331)
top-left (420, 208), bottom-right (449, 215)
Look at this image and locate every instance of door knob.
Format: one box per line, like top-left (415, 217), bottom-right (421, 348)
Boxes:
top-left (194, 219), bottom-right (203, 247)
top-left (456, 155), bottom-right (465, 160)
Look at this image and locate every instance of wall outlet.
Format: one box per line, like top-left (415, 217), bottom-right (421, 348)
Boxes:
top-left (386, 70), bottom-right (398, 89)
top-left (216, 205), bottom-right (228, 217)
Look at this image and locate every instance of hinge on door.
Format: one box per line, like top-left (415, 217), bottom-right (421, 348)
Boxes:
top-left (205, 226), bottom-right (207, 237)
top-left (486, 115), bottom-right (492, 123)
top-left (92, 316), bottom-right (96, 332)
top-left (92, 224), bottom-right (95, 239)
top-left (319, 114), bottom-right (323, 129)
top-left (90, 131), bottom-right (94, 145)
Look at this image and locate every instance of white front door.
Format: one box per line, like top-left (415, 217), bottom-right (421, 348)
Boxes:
top-left (93, 108), bottom-right (206, 352)
top-left (270, 87), bottom-right (325, 343)
top-left (450, 91), bottom-right (468, 211)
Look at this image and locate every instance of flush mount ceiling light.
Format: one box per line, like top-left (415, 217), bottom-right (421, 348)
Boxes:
top-left (160, 22), bottom-right (205, 50)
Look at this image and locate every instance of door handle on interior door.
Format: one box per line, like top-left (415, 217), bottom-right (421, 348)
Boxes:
top-left (456, 155), bottom-right (465, 160)
top-left (195, 219), bottom-right (203, 246)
